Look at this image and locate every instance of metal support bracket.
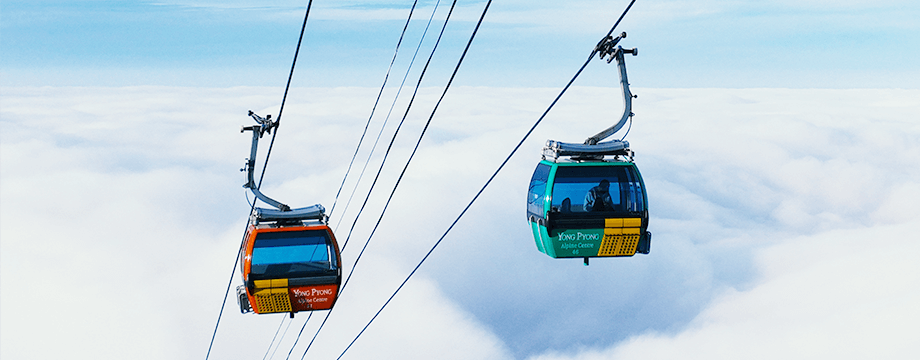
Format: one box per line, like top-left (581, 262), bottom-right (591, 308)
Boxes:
top-left (586, 32), bottom-right (637, 145)
top-left (241, 111), bottom-right (289, 211)
top-left (240, 110), bottom-right (328, 224)
top-left (543, 32), bottom-right (639, 161)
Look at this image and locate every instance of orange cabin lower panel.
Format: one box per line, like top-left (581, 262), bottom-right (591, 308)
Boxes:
top-left (290, 284), bottom-right (338, 312)
top-left (248, 284), bottom-right (339, 314)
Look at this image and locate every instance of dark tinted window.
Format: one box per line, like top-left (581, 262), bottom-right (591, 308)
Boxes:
top-left (251, 230), bottom-right (338, 278)
top-left (552, 165), bottom-right (645, 214)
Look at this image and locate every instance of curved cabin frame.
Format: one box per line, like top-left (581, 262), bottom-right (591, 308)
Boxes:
top-left (239, 223), bottom-right (342, 314)
top-left (528, 159), bottom-right (650, 261)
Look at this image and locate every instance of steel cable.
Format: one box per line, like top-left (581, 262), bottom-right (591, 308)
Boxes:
top-left (296, 1), bottom-right (457, 358)
top-left (335, 0), bottom-right (457, 294)
top-left (282, 1), bottom-right (446, 358)
top-left (205, 2), bottom-right (314, 359)
top-left (262, 316), bottom-right (287, 360)
top-left (336, 0), bottom-right (444, 246)
top-left (333, 0), bottom-right (440, 235)
top-left (329, 0), bottom-right (420, 220)
top-left (268, 315), bottom-right (295, 360)
top-left (283, 311), bottom-right (313, 360)
top-left (335, 1), bottom-right (637, 357)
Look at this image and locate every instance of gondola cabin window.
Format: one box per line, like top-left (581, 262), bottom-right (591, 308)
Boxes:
top-left (551, 165), bottom-right (643, 215)
top-left (250, 230), bottom-right (337, 279)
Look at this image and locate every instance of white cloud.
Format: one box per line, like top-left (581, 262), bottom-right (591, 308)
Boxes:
top-left (2, 85), bottom-right (918, 359)
top-left (526, 221), bottom-right (920, 360)
top-left (203, 256), bottom-right (514, 359)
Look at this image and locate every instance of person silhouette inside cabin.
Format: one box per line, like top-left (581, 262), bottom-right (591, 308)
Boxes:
top-left (584, 179), bottom-right (614, 211)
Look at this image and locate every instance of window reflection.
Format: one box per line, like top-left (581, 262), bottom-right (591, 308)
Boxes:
top-left (251, 230), bottom-right (337, 278)
top-left (551, 165), bottom-right (643, 214)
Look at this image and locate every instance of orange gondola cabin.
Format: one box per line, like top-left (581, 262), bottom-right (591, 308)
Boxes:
top-left (238, 221), bottom-right (342, 315)
top-left (235, 111), bottom-right (343, 316)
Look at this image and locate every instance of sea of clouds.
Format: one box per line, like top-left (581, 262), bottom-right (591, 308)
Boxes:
top-left (1, 86), bottom-right (917, 359)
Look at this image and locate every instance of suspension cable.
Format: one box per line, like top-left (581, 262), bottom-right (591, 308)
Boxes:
top-left (294, 0), bottom-right (465, 358)
top-left (204, 246), bottom-right (242, 360)
top-left (205, 2), bottom-right (315, 359)
top-left (258, 0), bottom-right (314, 189)
top-left (295, 1), bottom-right (456, 358)
top-left (299, 308), bottom-right (333, 359)
top-left (335, 0), bottom-right (493, 356)
top-left (281, 2), bottom-right (444, 358)
top-left (277, 2), bottom-right (422, 357)
top-left (334, 0), bottom-right (440, 236)
top-left (268, 315), bottom-right (295, 360)
top-left (335, 0), bottom-right (450, 255)
top-left (262, 316), bottom-right (287, 360)
top-left (329, 0), bottom-right (419, 219)
top-left (283, 311), bottom-right (313, 360)
top-left (336, 0), bottom-right (456, 293)
top-left (335, 1), bottom-right (636, 357)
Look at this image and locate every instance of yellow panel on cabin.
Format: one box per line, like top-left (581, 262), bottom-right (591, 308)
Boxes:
top-left (254, 288), bottom-right (272, 296)
top-left (255, 291), bottom-right (292, 313)
top-left (623, 218), bottom-right (642, 227)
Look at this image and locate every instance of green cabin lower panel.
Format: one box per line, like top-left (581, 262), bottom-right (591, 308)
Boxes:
top-left (532, 222), bottom-right (641, 258)
top-left (553, 228), bottom-right (605, 257)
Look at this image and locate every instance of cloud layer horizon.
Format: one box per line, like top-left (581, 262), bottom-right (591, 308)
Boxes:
top-left (1, 85), bottom-right (918, 359)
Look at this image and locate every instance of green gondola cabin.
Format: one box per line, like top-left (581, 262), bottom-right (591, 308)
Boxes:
top-left (527, 159), bottom-right (650, 261)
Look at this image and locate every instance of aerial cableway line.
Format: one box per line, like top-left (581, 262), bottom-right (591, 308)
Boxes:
top-left (327, 0), bottom-right (421, 222)
top-left (297, 0), bottom-right (478, 358)
top-left (334, 0), bottom-right (643, 357)
top-left (206, 1), bottom-right (332, 359)
top-left (280, 0), bottom-right (448, 357)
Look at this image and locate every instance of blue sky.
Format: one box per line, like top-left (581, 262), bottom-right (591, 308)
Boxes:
top-left (2, 0), bottom-right (919, 88)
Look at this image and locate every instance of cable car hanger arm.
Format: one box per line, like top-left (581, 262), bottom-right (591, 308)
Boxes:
top-left (241, 110), bottom-right (289, 211)
top-left (543, 32), bottom-right (638, 160)
top-left (543, 32), bottom-right (638, 159)
top-left (241, 111), bottom-right (328, 224)
top-left (585, 32), bottom-right (637, 145)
